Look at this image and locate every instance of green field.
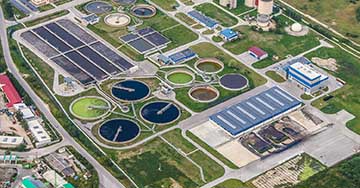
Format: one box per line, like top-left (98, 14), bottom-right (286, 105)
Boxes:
top-left (212, 179), bottom-right (250, 188)
top-left (167, 72), bottom-right (193, 84)
top-left (152, 0), bottom-right (178, 11)
top-left (113, 136), bottom-right (224, 187)
top-left (284, 0), bottom-right (360, 44)
top-left (223, 23), bottom-right (321, 68)
top-left (175, 12), bottom-right (197, 26)
top-left (194, 3), bottom-right (238, 27)
top-left (307, 46), bottom-right (360, 134)
top-left (265, 71), bottom-right (286, 83)
top-left (71, 97), bottom-right (109, 119)
top-left (295, 154), bottom-right (360, 188)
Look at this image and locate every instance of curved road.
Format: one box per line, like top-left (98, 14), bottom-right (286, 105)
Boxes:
top-left (0, 8), bottom-right (124, 188)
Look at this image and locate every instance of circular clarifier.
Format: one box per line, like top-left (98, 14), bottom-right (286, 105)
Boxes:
top-left (166, 69), bottom-right (195, 86)
top-left (111, 80), bottom-right (150, 102)
top-left (195, 58), bottom-right (224, 75)
top-left (140, 101), bottom-right (180, 125)
top-left (189, 85), bottom-right (219, 103)
top-left (70, 96), bottom-right (111, 120)
top-left (99, 119), bottom-right (140, 143)
top-left (131, 4), bottom-right (156, 18)
top-left (104, 13), bottom-right (131, 27)
top-left (220, 74), bottom-right (248, 91)
top-left (85, 1), bottom-right (113, 14)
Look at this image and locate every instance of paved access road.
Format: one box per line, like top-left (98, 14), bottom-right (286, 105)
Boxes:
top-left (0, 8), bottom-right (124, 188)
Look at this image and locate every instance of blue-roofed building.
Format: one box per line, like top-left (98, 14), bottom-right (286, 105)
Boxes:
top-left (83, 14), bottom-right (100, 25)
top-left (209, 87), bottom-right (302, 137)
top-left (168, 49), bottom-right (197, 64)
top-left (219, 28), bottom-right (238, 42)
top-left (188, 10), bottom-right (218, 29)
top-left (287, 61), bottom-right (329, 94)
top-left (157, 54), bottom-right (171, 64)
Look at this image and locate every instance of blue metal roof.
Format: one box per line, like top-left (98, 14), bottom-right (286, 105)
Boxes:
top-left (188, 10), bottom-right (217, 28)
top-left (10, 0), bottom-right (30, 15)
top-left (209, 87), bottom-right (302, 136)
top-left (169, 48), bottom-right (196, 63)
top-left (220, 28), bottom-right (237, 39)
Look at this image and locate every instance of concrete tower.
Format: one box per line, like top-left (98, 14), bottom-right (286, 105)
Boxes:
top-left (245, 0), bottom-right (256, 8)
top-left (220, 0), bottom-right (237, 9)
top-left (258, 0), bottom-right (274, 15)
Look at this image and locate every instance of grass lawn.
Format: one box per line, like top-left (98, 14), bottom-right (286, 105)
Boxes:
top-left (24, 10), bottom-right (69, 27)
top-left (38, 4), bottom-right (55, 12)
top-left (70, 97), bottom-right (109, 119)
top-left (295, 154), bottom-right (360, 188)
top-left (152, 0), bottom-right (178, 11)
top-left (189, 150), bottom-right (225, 182)
top-left (163, 129), bottom-right (197, 154)
top-left (194, 3), bottom-right (238, 27)
top-left (213, 0), bottom-right (253, 15)
top-left (223, 23), bottom-right (321, 68)
top-left (20, 45), bottom-right (54, 88)
top-left (265, 70), bottom-right (286, 83)
top-left (300, 93), bottom-right (313, 100)
top-left (298, 154), bottom-right (326, 181)
top-left (167, 72), bottom-right (193, 84)
top-left (112, 137), bottom-right (222, 187)
top-left (284, 0), bottom-right (360, 44)
top-left (175, 12), bottom-right (197, 26)
top-left (54, 0), bottom-right (72, 6)
top-left (179, 0), bottom-right (194, 6)
top-left (163, 129), bottom-right (225, 181)
top-left (307, 47), bottom-right (360, 134)
top-left (212, 179), bottom-right (251, 188)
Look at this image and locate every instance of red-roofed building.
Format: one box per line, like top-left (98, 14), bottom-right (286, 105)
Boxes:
top-left (0, 74), bottom-right (22, 108)
top-left (248, 46), bottom-right (268, 60)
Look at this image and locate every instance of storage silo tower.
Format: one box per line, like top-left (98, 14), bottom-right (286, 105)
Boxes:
top-left (245, 0), bottom-right (256, 8)
top-left (258, 0), bottom-right (274, 15)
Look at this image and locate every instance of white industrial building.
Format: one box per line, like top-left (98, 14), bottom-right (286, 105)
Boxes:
top-left (287, 62), bottom-right (329, 94)
top-left (42, 170), bottom-right (69, 188)
top-left (0, 135), bottom-right (24, 148)
top-left (14, 103), bottom-right (35, 120)
top-left (27, 119), bottom-right (51, 147)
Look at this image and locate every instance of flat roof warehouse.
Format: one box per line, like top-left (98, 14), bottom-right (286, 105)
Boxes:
top-left (210, 87), bottom-right (302, 137)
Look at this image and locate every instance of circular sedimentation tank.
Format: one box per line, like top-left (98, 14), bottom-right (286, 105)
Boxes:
top-left (104, 13), bottom-right (131, 27)
top-left (195, 58), bottom-right (224, 75)
top-left (70, 96), bottom-right (110, 120)
top-left (220, 74), bottom-right (248, 91)
top-left (189, 85), bottom-right (219, 103)
top-left (85, 1), bottom-right (113, 14)
top-left (130, 4), bottom-right (156, 18)
top-left (111, 80), bottom-right (150, 102)
top-left (99, 119), bottom-right (140, 143)
top-left (140, 101), bottom-right (180, 125)
top-left (113, 0), bottom-right (136, 5)
top-left (165, 69), bottom-right (195, 86)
